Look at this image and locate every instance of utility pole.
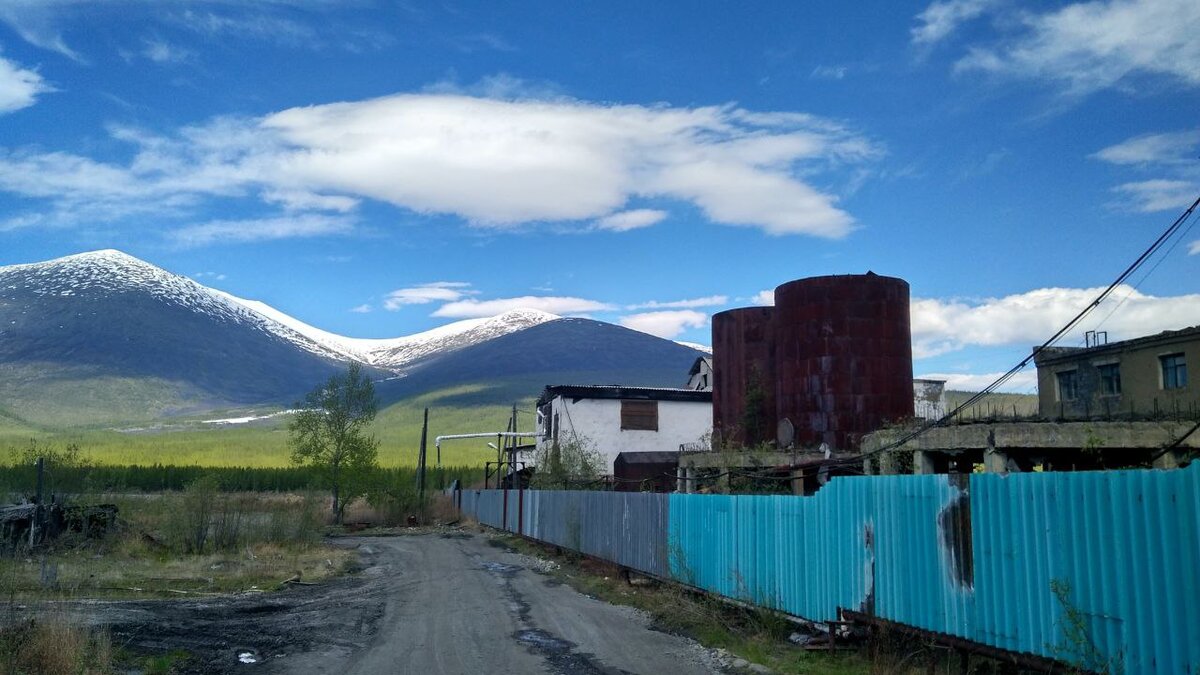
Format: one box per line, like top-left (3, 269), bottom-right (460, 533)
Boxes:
top-left (417, 407), bottom-right (428, 499)
top-left (31, 456), bottom-right (44, 548)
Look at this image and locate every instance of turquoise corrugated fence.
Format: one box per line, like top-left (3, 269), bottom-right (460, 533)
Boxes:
top-left (458, 463), bottom-right (1200, 673)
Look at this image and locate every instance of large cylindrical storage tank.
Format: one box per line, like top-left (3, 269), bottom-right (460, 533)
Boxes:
top-left (773, 273), bottom-right (913, 450)
top-left (712, 306), bottom-right (776, 448)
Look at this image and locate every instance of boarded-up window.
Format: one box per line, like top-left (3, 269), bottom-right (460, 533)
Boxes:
top-left (620, 400), bottom-right (658, 431)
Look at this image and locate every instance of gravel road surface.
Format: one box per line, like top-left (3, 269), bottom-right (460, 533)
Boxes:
top-left (71, 531), bottom-right (723, 674)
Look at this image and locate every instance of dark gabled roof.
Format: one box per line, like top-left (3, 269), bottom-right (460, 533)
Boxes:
top-left (614, 451), bottom-right (681, 465)
top-left (1033, 325), bottom-right (1200, 366)
top-left (537, 384), bottom-right (713, 406)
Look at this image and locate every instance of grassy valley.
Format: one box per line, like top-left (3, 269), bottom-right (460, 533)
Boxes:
top-left (0, 384), bottom-right (535, 468)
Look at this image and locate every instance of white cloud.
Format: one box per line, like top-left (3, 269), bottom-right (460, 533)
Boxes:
top-left (1093, 129), bottom-right (1200, 212)
top-left (0, 53), bottom-right (49, 113)
top-left (911, 285), bottom-right (1200, 358)
top-left (955, 0), bottom-right (1200, 95)
top-left (1093, 130), bottom-right (1200, 165)
top-left (262, 94), bottom-right (873, 236)
top-left (627, 295), bottom-right (728, 310)
top-left (383, 282), bottom-right (475, 310)
top-left (192, 271), bottom-right (226, 281)
top-left (619, 310), bottom-right (709, 339)
top-left (1111, 179), bottom-right (1197, 213)
top-left (0, 91), bottom-right (877, 239)
top-left (811, 65), bottom-right (848, 79)
top-left (349, 304), bottom-right (372, 314)
top-left (751, 289), bottom-right (775, 306)
top-left (595, 209), bottom-right (667, 232)
top-left (1189, 240), bottom-right (1200, 255)
top-left (911, 0), bottom-right (998, 46)
top-left (432, 296), bottom-right (614, 319)
top-left (141, 38), bottom-right (194, 64)
top-left (916, 370), bottom-right (1038, 393)
top-left (169, 214), bottom-right (354, 247)
top-left (176, 9), bottom-right (317, 46)
top-left (263, 189), bottom-right (359, 213)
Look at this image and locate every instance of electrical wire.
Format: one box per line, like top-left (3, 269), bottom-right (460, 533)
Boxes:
top-left (829, 193), bottom-right (1200, 467)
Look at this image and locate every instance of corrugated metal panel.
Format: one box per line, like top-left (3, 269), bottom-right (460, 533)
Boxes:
top-left (971, 466), bottom-right (1200, 674)
top-left (458, 463), bottom-right (1200, 674)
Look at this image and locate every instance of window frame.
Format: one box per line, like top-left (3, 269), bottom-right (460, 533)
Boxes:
top-left (620, 399), bottom-right (659, 431)
top-left (1160, 353), bottom-right (1188, 390)
top-left (1097, 363), bottom-right (1122, 397)
top-left (1055, 369), bottom-right (1079, 402)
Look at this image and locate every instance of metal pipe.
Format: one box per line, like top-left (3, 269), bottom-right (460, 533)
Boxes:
top-left (434, 432), bottom-right (537, 452)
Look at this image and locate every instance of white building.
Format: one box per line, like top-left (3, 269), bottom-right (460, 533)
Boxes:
top-left (913, 378), bottom-right (948, 420)
top-left (685, 356), bottom-right (713, 391)
top-left (534, 385), bottom-right (713, 474)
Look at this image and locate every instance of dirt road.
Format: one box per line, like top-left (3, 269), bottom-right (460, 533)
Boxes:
top-left (78, 531), bottom-right (723, 674)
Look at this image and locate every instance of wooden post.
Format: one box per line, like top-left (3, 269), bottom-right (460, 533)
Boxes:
top-left (417, 407), bottom-right (428, 499)
top-left (31, 457), bottom-right (44, 548)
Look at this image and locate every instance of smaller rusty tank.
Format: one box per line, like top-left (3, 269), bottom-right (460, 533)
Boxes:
top-left (712, 306), bottom-right (776, 448)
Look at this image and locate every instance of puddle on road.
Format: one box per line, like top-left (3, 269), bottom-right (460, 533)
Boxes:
top-left (236, 649), bottom-right (259, 664)
top-left (479, 561), bottom-right (522, 575)
top-left (514, 629), bottom-right (572, 653)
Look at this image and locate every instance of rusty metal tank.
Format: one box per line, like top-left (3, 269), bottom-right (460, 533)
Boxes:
top-left (773, 273), bottom-right (913, 450)
top-left (712, 306), bottom-right (776, 448)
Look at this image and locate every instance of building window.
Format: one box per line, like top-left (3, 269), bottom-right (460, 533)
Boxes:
top-left (620, 400), bottom-right (658, 431)
top-left (1161, 353), bottom-right (1188, 390)
top-left (1098, 363), bottom-right (1121, 396)
top-left (1056, 370), bottom-right (1078, 402)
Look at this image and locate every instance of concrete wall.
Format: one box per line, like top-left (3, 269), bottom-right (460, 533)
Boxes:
top-left (913, 379), bottom-right (947, 420)
top-left (1037, 331), bottom-right (1199, 418)
top-left (535, 397), bottom-right (712, 473)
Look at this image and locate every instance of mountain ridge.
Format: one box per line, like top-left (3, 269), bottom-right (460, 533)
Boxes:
top-left (0, 250), bottom-right (705, 427)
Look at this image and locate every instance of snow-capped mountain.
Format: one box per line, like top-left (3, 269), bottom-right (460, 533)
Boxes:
top-left (0, 250), bottom-right (558, 375)
top-left (1, 250), bottom-right (351, 363)
top-left (0, 250), bottom-right (703, 426)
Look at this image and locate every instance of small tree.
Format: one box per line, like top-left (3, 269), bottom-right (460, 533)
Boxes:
top-left (289, 362), bottom-right (380, 524)
top-left (530, 436), bottom-right (605, 490)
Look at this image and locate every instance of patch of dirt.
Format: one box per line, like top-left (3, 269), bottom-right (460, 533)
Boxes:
top-left (45, 540), bottom-right (392, 674)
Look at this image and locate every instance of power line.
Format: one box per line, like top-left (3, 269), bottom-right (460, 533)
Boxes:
top-left (833, 193), bottom-right (1200, 467)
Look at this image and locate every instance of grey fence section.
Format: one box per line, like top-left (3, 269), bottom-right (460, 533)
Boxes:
top-left (524, 491), bottom-right (670, 578)
top-left (461, 489), bottom-right (504, 529)
top-left (461, 489), bottom-right (670, 579)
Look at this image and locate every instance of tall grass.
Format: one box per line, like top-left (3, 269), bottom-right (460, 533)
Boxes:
top-left (0, 463), bottom-right (486, 495)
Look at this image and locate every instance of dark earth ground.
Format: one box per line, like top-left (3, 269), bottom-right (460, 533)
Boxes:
top-left (55, 531), bottom-right (727, 674)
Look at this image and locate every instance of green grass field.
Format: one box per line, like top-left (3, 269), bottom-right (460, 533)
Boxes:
top-left (0, 384), bottom-right (538, 468)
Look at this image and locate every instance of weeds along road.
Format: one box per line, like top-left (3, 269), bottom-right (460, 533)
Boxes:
top-left (81, 531), bottom-right (723, 674)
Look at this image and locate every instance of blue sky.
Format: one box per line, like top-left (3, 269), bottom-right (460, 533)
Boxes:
top-left (1, 0), bottom-right (1198, 391)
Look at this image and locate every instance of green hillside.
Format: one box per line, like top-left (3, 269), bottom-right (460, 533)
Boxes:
top-left (944, 390), bottom-right (1040, 419)
top-left (0, 385), bottom-right (536, 468)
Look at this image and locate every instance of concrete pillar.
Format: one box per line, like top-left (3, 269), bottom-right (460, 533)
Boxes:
top-left (983, 448), bottom-right (1009, 474)
top-left (790, 469), bottom-right (805, 496)
top-left (716, 470), bottom-right (730, 494)
top-left (1153, 449), bottom-right (1184, 470)
top-left (685, 467), bottom-right (697, 493)
top-left (675, 467), bottom-right (685, 493)
top-left (878, 451), bottom-right (899, 475)
top-left (913, 450), bottom-right (936, 475)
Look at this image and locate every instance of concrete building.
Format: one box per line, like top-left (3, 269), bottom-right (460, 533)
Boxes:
top-left (913, 378), bottom-right (947, 420)
top-left (1034, 326), bottom-right (1198, 420)
top-left (535, 385), bottom-right (712, 474)
top-left (685, 356), bottom-right (713, 391)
